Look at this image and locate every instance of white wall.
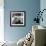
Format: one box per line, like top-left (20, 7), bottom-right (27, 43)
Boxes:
top-left (40, 0), bottom-right (46, 9)
top-left (40, 0), bottom-right (46, 27)
top-left (0, 0), bottom-right (4, 42)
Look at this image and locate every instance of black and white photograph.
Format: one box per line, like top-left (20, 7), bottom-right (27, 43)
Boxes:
top-left (10, 11), bottom-right (26, 27)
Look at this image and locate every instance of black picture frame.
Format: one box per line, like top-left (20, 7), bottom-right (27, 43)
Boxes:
top-left (10, 11), bottom-right (26, 27)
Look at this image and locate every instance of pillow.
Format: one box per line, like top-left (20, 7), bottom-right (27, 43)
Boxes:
top-left (17, 37), bottom-right (25, 46)
top-left (23, 32), bottom-right (34, 46)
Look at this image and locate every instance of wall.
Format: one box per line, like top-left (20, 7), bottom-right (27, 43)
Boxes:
top-left (40, 0), bottom-right (46, 27)
top-left (0, 0), bottom-right (4, 42)
top-left (4, 0), bottom-right (40, 42)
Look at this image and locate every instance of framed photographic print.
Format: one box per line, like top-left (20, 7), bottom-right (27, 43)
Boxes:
top-left (10, 11), bottom-right (26, 27)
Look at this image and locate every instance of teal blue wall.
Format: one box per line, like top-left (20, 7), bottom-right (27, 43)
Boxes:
top-left (4, 0), bottom-right (40, 42)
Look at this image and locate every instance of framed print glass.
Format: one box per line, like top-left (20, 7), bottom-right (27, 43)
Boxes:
top-left (10, 11), bottom-right (26, 27)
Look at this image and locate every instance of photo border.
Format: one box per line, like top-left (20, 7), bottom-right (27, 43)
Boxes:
top-left (10, 11), bottom-right (26, 27)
